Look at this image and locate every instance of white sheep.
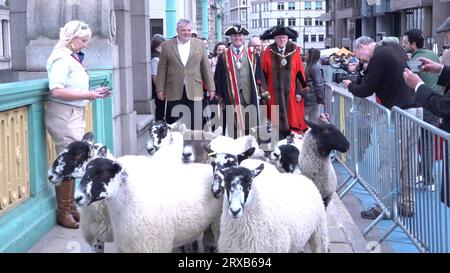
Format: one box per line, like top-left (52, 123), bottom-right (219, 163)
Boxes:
top-left (270, 135), bottom-right (304, 174)
top-left (298, 121), bottom-right (349, 207)
top-left (75, 155), bottom-right (222, 253)
top-left (216, 159), bottom-right (328, 253)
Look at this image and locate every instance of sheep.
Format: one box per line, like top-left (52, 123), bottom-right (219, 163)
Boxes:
top-left (47, 132), bottom-right (114, 185)
top-left (75, 155), bottom-right (222, 253)
top-left (216, 159), bottom-right (328, 253)
top-left (47, 134), bottom-right (115, 253)
top-left (298, 120), bottom-right (350, 208)
top-left (269, 135), bottom-right (304, 174)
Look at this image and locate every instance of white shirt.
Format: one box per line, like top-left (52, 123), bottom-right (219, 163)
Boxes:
top-left (151, 57), bottom-right (159, 76)
top-left (47, 47), bottom-right (90, 107)
top-left (177, 37), bottom-right (191, 67)
top-left (232, 45), bottom-right (244, 55)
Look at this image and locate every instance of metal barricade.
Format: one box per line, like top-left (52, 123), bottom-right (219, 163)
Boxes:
top-left (384, 107), bottom-right (450, 253)
top-left (329, 85), bottom-right (358, 189)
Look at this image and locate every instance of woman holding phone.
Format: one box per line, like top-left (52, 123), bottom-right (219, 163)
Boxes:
top-left (45, 21), bottom-right (111, 229)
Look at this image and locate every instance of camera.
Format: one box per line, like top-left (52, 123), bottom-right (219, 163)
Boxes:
top-left (406, 60), bottom-right (422, 73)
top-left (333, 72), bottom-right (363, 84)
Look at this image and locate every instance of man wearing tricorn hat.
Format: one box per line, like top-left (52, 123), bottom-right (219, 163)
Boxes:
top-left (261, 25), bottom-right (308, 139)
top-left (214, 24), bottom-right (267, 138)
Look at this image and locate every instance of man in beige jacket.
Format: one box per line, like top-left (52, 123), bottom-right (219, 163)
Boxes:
top-left (156, 18), bottom-right (215, 129)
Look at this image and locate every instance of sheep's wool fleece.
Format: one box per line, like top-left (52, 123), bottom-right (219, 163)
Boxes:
top-left (218, 159), bottom-right (326, 253)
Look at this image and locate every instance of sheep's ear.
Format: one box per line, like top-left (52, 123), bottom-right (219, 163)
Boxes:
top-left (82, 132), bottom-right (95, 144)
top-left (251, 164), bottom-right (264, 178)
top-left (177, 123), bottom-right (187, 135)
top-left (213, 126), bottom-right (223, 137)
top-left (202, 143), bottom-right (217, 158)
top-left (237, 147), bottom-right (256, 163)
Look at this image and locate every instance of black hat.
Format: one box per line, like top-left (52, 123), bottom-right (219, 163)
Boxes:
top-left (224, 25), bottom-right (249, 36)
top-left (437, 17), bottom-right (450, 33)
top-left (260, 25), bottom-right (298, 40)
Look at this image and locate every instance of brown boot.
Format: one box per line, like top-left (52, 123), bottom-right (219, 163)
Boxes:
top-left (55, 180), bottom-right (79, 229)
top-left (69, 179), bottom-right (80, 222)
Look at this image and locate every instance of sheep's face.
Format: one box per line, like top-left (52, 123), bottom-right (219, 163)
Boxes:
top-left (210, 153), bottom-right (239, 198)
top-left (146, 120), bottom-right (170, 155)
top-left (220, 164), bottom-right (264, 219)
top-left (270, 144), bottom-right (300, 173)
top-left (209, 148), bottom-right (256, 198)
top-left (75, 158), bottom-right (125, 206)
top-left (307, 121), bottom-right (350, 157)
top-left (48, 141), bottom-right (93, 185)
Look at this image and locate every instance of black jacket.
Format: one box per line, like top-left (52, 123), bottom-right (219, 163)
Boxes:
top-left (416, 65), bottom-right (450, 133)
top-left (348, 42), bottom-right (417, 109)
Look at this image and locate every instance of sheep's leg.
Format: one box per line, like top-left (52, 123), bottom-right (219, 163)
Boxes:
top-left (308, 216), bottom-right (329, 253)
top-left (202, 221), bottom-right (219, 253)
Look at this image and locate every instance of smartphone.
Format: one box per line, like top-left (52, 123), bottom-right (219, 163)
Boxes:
top-left (406, 60), bottom-right (422, 73)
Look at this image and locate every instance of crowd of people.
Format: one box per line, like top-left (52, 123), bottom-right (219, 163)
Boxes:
top-left (46, 16), bottom-right (450, 229)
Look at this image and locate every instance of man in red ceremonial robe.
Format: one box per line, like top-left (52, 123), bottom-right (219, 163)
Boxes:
top-left (261, 25), bottom-right (308, 139)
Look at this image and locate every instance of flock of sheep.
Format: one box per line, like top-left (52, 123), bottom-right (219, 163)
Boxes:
top-left (47, 118), bottom-right (350, 253)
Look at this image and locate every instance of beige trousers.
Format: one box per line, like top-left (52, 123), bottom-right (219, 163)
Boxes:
top-left (45, 101), bottom-right (86, 154)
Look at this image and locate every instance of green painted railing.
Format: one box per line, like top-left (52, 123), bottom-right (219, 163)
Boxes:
top-left (0, 70), bottom-right (114, 253)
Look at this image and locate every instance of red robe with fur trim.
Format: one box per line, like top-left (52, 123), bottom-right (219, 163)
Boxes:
top-left (262, 42), bottom-right (308, 135)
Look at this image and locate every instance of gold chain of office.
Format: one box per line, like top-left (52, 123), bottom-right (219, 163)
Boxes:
top-left (270, 49), bottom-right (296, 66)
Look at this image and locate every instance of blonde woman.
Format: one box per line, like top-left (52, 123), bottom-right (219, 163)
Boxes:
top-left (45, 21), bottom-right (111, 229)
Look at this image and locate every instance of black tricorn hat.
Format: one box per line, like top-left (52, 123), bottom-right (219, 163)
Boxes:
top-left (260, 25), bottom-right (298, 40)
top-left (224, 25), bottom-right (249, 36)
top-left (437, 17), bottom-right (450, 33)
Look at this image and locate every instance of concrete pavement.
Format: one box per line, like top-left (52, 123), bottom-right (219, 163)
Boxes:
top-left (28, 190), bottom-right (368, 253)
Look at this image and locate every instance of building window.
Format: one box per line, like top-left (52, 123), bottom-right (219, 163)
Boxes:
top-left (259, 19), bottom-right (263, 28)
top-left (305, 1), bottom-right (312, 10)
top-left (241, 10), bottom-right (247, 21)
top-left (315, 19), bottom-right (323, 26)
top-left (315, 1), bottom-right (322, 10)
top-left (311, 35), bottom-right (317, 42)
top-left (304, 18), bottom-right (312, 26)
top-left (304, 35), bottom-right (309, 42)
top-left (241, 0), bottom-right (247, 6)
top-left (344, 0), bottom-right (353, 8)
top-left (278, 2), bottom-right (284, 10)
top-left (288, 2), bottom-right (295, 10)
top-left (288, 18), bottom-right (296, 26)
top-left (277, 18), bottom-right (285, 26)
top-left (319, 34), bottom-right (324, 42)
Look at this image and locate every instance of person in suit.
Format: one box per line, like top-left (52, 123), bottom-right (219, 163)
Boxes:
top-left (156, 19), bottom-right (215, 129)
top-left (404, 57), bottom-right (450, 207)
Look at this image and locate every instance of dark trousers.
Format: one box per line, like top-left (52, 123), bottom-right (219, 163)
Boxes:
top-left (165, 88), bottom-right (204, 130)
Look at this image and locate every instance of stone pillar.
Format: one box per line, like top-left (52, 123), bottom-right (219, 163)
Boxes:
top-left (114, 0), bottom-right (137, 156)
top-left (9, 0), bottom-right (27, 72)
top-left (166, 0), bottom-right (176, 38)
top-left (26, 0), bottom-right (119, 71)
top-left (202, 0), bottom-right (208, 39)
top-left (131, 0), bottom-right (151, 114)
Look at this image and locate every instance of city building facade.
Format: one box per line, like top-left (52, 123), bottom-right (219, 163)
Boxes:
top-left (321, 0), bottom-right (450, 53)
top-left (248, 0), bottom-right (327, 50)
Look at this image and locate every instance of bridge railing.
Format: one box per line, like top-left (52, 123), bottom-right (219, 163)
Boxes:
top-left (0, 70), bottom-right (113, 252)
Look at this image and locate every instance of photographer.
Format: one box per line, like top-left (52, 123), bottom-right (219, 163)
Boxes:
top-left (344, 36), bottom-right (420, 218)
top-left (404, 58), bottom-right (450, 207)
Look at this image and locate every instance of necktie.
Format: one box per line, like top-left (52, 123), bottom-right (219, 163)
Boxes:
top-left (236, 48), bottom-right (240, 55)
top-left (279, 49), bottom-right (284, 55)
